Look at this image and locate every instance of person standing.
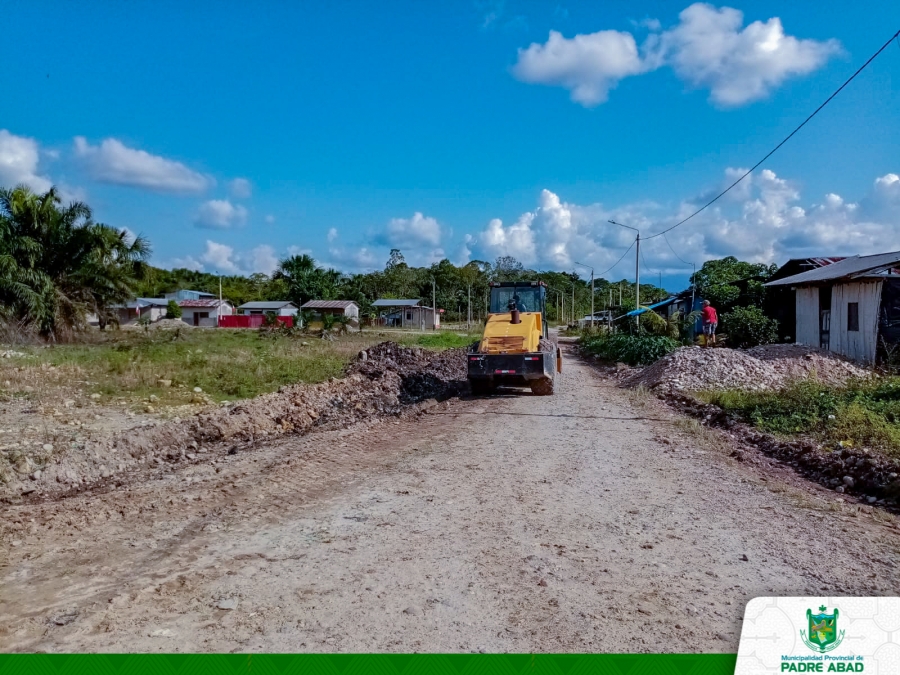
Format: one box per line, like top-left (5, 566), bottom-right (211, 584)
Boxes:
top-left (701, 300), bottom-right (718, 347)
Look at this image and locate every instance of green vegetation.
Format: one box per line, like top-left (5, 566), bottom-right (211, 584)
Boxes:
top-left (581, 333), bottom-right (680, 366)
top-left (165, 300), bottom-right (182, 319)
top-left (720, 305), bottom-right (778, 348)
top-left (406, 332), bottom-right (479, 350)
top-left (1, 330), bottom-right (393, 405)
top-left (0, 186), bottom-right (150, 338)
top-left (691, 256), bottom-right (777, 315)
top-left (699, 378), bottom-right (900, 456)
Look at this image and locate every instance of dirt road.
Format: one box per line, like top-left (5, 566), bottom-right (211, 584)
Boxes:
top-left (2, 345), bottom-right (899, 653)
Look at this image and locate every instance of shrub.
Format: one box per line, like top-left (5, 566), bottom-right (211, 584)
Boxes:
top-left (165, 300), bottom-right (182, 319)
top-left (581, 333), bottom-right (679, 366)
top-left (720, 305), bottom-right (777, 349)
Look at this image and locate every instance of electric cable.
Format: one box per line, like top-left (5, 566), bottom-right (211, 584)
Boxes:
top-left (644, 28), bottom-right (900, 241)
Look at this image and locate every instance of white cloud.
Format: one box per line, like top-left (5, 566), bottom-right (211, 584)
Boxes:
top-left (0, 129), bottom-right (53, 192)
top-left (327, 227), bottom-right (338, 243)
top-left (169, 255), bottom-right (205, 272)
top-left (250, 245), bottom-right (278, 275)
top-left (189, 240), bottom-right (279, 275)
top-left (287, 245), bottom-right (313, 257)
top-left (386, 212), bottom-right (442, 247)
top-left (194, 199), bottom-right (248, 229)
top-left (73, 136), bottom-right (211, 194)
top-left (228, 178), bottom-right (252, 199)
top-left (653, 3), bottom-right (842, 107)
top-left (265, 214), bottom-right (276, 224)
top-left (512, 3), bottom-right (840, 107)
top-left (465, 170), bottom-right (900, 280)
top-left (512, 29), bottom-right (646, 106)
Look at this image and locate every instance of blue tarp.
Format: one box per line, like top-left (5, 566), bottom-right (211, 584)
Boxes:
top-left (624, 297), bottom-right (678, 317)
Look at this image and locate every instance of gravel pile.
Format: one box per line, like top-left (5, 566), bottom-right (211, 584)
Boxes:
top-left (622, 344), bottom-right (872, 393)
top-left (3, 342), bottom-right (466, 500)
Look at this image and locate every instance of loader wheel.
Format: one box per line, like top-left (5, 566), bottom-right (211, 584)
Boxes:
top-left (469, 379), bottom-right (494, 396)
top-left (530, 377), bottom-right (554, 396)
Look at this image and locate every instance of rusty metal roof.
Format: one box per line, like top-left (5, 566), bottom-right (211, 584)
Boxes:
top-left (765, 251), bottom-right (900, 286)
top-left (300, 300), bottom-right (358, 309)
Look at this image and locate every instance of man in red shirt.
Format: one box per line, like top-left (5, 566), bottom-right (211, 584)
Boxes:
top-left (701, 300), bottom-right (718, 347)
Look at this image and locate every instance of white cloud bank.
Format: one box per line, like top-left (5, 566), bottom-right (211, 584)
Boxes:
top-left (228, 178), bottom-right (252, 199)
top-left (74, 137), bottom-right (212, 193)
top-left (513, 2), bottom-right (841, 107)
top-left (0, 129), bottom-right (53, 192)
top-left (170, 240), bottom-right (280, 275)
top-left (463, 170), bottom-right (900, 277)
top-left (194, 199), bottom-right (248, 229)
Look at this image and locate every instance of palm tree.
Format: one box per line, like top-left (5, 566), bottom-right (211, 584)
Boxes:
top-left (0, 185), bottom-right (151, 338)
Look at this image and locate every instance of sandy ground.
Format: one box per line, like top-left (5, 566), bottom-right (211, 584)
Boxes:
top-left (1, 344), bottom-right (899, 653)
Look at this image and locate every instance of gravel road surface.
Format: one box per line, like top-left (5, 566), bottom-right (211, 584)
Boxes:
top-left (2, 344), bottom-right (898, 653)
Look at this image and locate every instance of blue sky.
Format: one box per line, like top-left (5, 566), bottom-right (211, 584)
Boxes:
top-left (2, 1), bottom-right (899, 290)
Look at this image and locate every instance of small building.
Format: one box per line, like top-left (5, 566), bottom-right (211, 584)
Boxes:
top-left (765, 251), bottom-right (900, 364)
top-left (764, 257), bottom-right (846, 342)
top-left (178, 299), bottom-right (233, 327)
top-left (238, 301), bottom-right (300, 317)
top-left (299, 300), bottom-right (360, 319)
top-left (372, 299), bottom-right (439, 329)
top-left (113, 298), bottom-right (169, 325)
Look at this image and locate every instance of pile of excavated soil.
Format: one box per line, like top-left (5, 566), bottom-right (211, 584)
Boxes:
top-left (121, 319), bottom-right (195, 331)
top-left (622, 344), bottom-right (872, 393)
top-left (2, 342), bottom-right (466, 500)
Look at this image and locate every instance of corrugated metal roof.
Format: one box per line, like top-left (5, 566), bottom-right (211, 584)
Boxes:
top-left (300, 300), bottom-right (358, 309)
top-left (765, 251), bottom-right (900, 286)
top-left (624, 297), bottom-right (678, 317)
top-left (239, 301), bottom-right (297, 309)
top-left (372, 299), bottom-right (421, 307)
top-left (179, 299), bottom-right (229, 308)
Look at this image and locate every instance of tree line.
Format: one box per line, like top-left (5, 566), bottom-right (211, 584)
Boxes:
top-left (2, 185), bottom-right (779, 339)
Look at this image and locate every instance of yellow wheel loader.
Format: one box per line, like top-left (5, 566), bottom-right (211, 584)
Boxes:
top-left (467, 281), bottom-right (562, 396)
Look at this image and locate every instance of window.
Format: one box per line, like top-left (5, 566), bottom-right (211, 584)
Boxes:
top-left (199, 312), bottom-right (210, 319)
top-left (847, 302), bottom-right (859, 332)
top-left (406, 311), bottom-right (412, 320)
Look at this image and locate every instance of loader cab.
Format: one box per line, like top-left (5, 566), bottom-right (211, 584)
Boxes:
top-left (488, 281), bottom-right (548, 338)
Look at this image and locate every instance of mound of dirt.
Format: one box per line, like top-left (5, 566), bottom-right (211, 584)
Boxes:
top-left (121, 319), bottom-right (194, 331)
top-left (622, 344), bottom-right (873, 393)
top-left (2, 342), bottom-right (466, 501)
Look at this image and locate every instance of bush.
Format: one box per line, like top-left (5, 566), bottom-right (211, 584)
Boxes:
top-left (720, 305), bottom-right (777, 349)
top-left (165, 300), bottom-right (182, 319)
top-left (581, 333), bottom-right (679, 366)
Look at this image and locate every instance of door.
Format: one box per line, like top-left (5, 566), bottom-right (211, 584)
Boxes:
top-left (193, 313), bottom-right (199, 327)
top-left (819, 285), bottom-right (832, 350)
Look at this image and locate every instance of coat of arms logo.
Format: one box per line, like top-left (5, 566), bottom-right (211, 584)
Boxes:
top-left (801, 605), bottom-right (845, 652)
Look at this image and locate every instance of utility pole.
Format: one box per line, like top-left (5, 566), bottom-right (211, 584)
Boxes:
top-left (571, 281), bottom-right (575, 328)
top-left (218, 271), bottom-right (223, 327)
top-left (432, 279), bottom-right (437, 330)
top-left (467, 285), bottom-right (471, 331)
top-left (691, 263), bottom-right (696, 311)
top-left (608, 220), bottom-right (641, 330)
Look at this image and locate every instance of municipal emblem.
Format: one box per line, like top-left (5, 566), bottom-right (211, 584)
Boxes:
top-left (801, 605), bottom-right (845, 652)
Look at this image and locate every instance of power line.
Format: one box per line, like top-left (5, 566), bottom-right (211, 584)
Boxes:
top-left (662, 232), bottom-right (693, 267)
top-left (596, 239), bottom-right (636, 278)
top-left (645, 27), bottom-right (900, 241)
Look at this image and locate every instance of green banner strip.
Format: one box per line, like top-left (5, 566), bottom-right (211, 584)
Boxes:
top-left (0, 654), bottom-right (736, 675)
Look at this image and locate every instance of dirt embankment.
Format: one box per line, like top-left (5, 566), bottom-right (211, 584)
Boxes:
top-left (1, 342), bottom-right (466, 502)
top-left (621, 344), bottom-right (871, 392)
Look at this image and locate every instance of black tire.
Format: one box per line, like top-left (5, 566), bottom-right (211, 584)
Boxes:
top-left (530, 377), bottom-right (554, 396)
top-left (469, 379), bottom-right (494, 396)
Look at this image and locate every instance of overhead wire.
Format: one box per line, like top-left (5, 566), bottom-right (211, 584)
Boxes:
top-left (644, 27), bottom-right (900, 241)
top-left (596, 239), bottom-right (636, 278)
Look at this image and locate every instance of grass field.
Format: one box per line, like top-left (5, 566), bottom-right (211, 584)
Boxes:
top-left (698, 378), bottom-right (900, 457)
top-left (0, 327), bottom-right (479, 407)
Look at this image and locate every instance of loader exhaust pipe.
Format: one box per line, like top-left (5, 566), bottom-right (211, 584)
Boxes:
top-left (508, 297), bottom-right (521, 324)
top-left (510, 308), bottom-right (520, 324)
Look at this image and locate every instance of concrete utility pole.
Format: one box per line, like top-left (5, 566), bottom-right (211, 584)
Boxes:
top-left (432, 279), bottom-right (437, 330)
top-left (467, 285), bottom-right (471, 331)
top-left (575, 262), bottom-right (594, 330)
top-left (608, 220), bottom-right (640, 329)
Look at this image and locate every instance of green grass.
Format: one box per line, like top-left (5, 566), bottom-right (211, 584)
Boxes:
top-left (698, 377), bottom-right (900, 456)
top-left (580, 333), bottom-right (679, 366)
top-left (0, 329), bottom-right (408, 405)
top-left (403, 332), bottom-right (477, 350)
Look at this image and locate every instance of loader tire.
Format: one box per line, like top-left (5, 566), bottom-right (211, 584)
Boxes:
top-left (530, 377), bottom-right (554, 396)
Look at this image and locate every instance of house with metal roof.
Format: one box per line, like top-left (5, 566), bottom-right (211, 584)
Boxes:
top-left (765, 251), bottom-right (900, 363)
top-left (371, 299), bottom-right (438, 329)
top-left (178, 298), bottom-right (233, 327)
top-left (239, 301), bottom-right (300, 317)
top-left (763, 257), bottom-right (846, 342)
top-left (299, 300), bottom-right (359, 319)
